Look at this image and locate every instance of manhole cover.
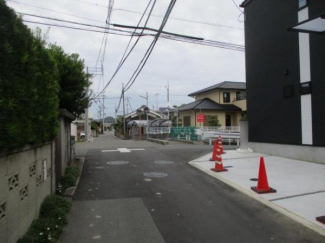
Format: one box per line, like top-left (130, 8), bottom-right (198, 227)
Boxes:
top-left (107, 161), bottom-right (129, 165)
top-left (144, 172), bottom-right (168, 178)
top-left (250, 178), bottom-right (258, 181)
top-left (154, 160), bottom-right (174, 165)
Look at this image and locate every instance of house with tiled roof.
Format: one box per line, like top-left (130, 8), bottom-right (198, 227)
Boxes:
top-left (177, 81), bottom-right (246, 127)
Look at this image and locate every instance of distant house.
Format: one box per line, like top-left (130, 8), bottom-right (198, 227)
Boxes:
top-left (178, 81), bottom-right (246, 127)
top-left (124, 105), bottom-right (164, 123)
top-left (240, 0), bottom-right (325, 162)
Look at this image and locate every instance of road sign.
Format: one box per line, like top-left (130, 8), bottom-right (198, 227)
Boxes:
top-left (197, 114), bottom-right (205, 122)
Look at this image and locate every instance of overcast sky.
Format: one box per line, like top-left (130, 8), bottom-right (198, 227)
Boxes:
top-left (6, 0), bottom-right (246, 118)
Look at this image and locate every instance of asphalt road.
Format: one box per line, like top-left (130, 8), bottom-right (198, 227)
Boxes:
top-left (61, 133), bottom-right (325, 243)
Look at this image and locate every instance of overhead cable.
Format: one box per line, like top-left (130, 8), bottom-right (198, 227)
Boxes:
top-left (72, 0), bottom-right (243, 30)
top-left (94, 0), bottom-right (158, 99)
top-left (7, 0), bottom-right (103, 23)
top-left (22, 20), bottom-right (142, 36)
top-left (124, 0), bottom-right (177, 92)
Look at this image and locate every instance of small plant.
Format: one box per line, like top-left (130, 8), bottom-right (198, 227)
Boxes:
top-left (208, 115), bottom-right (221, 126)
top-left (18, 195), bottom-right (71, 243)
top-left (240, 113), bottom-right (248, 121)
top-left (64, 167), bottom-right (79, 179)
top-left (59, 166), bottom-right (80, 193)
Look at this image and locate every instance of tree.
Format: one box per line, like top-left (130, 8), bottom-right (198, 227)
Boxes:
top-left (48, 44), bottom-right (91, 116)
top-left (208, 115), bottom-right (221, 126)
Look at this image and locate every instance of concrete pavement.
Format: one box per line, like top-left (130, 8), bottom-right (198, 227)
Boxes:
top-left (189, 150), bottom-right (325, 236)
top-left (60, 133), bottom-right (325, 242)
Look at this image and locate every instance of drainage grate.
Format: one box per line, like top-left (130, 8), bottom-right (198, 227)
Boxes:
top-left (250, 178), bottom-right (258, 181)
top-left (107, 161), bottom-right (129, 165)
top-left (144, 172), bottom-right (168, 178)
top-left (154, 160), bottom-right (174, 165)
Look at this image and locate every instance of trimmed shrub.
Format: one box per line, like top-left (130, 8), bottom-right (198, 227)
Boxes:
top-left (0, 1), bottom-right (59, 151)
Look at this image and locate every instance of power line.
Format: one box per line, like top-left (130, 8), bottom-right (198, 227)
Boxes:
top-left (94, 0), bottom-right (115, 92)
top-left (124, 0), bottom-right (177, 92)
top-left (6, 0), bottom-right (104, 23)
top-left (231, 0), bottom-right (244, 13)
top-left (114, 8), bottom-right (244, 30)
top-left (94, 0), bottom-right (157, 99)
top-left (18, 12), bottom-right (145, 35)
top-left (160, 34), bottom-right (245, 51)
top-left (72, 0), bottom-right (243, 30)
top-left (113, 24), bottom-right (203, 40)
top-left (22, 20), bottom-right (142, 36)
top-left (76, 0), bottom-right (108, 8)
top-left (21, 19), bottom-right (244, 51)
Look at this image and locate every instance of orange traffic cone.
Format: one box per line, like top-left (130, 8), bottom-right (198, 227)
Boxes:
top-left (209, 140), bottom-right (218, 161)
top-left (210, 146), bottom-right (228, 172)
top-left (251, 157), bottom-right (276, 194)
top-left (218, 136), bottom-right (226, 154)
top-left (316, 216), bottom-right (325, 224)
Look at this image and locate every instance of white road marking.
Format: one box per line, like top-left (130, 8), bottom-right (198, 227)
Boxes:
top-left (118, 148), bottom-right (131, 153)
top-left (92, 235), bottom-right (101, 240)
top-left (101, 148), bottom-right (146, 153)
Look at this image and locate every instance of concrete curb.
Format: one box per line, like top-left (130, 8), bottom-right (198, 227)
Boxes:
top-left (168, 138), bottom-right (194, 144)
top-left (188, 159), bottom-right (325, 237)
top-left (147, 138), bottom-right (169, 145)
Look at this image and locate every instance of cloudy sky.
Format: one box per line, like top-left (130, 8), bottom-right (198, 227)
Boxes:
top-left (6, 0), bottom-right (246, 118)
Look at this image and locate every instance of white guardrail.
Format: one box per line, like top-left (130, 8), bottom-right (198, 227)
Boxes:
top-left (148, 127), bottom-right (170, 134)
top-left (196, 126), bottom-right (240, 145)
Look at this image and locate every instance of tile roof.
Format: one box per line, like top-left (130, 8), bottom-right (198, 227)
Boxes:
top-left (178, 98), bottom-right (242, 112)
top-left (188, 81), bottom-right (246, 97)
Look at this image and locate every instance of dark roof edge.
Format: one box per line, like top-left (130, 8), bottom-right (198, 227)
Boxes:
top-left (240, 0), bottom-right (253, 7)
top-left (188, 87), bottom-right (246, 97)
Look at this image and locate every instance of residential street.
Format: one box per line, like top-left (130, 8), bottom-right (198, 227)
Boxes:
top-left (60, 132), bottom-right (325, 243)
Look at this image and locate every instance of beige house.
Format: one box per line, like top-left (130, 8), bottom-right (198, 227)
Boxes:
top-left (179, 81), bottom-right (246, 127)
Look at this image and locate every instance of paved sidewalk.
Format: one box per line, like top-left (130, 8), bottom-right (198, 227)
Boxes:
top-left (189, 151), bottom-right (325, 237)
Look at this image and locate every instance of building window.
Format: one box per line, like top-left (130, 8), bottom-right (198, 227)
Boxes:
top-left (236, 92), bottom-right (240, 101)
top-left (298, 0), bottom-right (307, 9)
top-left (183, 116), bottom-right (191, 126)
top-left (223, 92), bottom-right (230, 103)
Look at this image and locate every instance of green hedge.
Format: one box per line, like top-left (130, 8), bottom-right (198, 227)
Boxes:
top-left (0, 1), bottom-right (59, 150)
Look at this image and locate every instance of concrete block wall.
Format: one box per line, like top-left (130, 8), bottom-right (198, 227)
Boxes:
top-left (0, 143), bottom-right (54, 243)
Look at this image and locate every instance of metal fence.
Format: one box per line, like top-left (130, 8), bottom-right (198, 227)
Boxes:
top-left (148, 127), bottom-right (170, 134)
top-left (201, 126), bottom-right (240, 133)
top-left (147, 126), bottom-right (240, 145)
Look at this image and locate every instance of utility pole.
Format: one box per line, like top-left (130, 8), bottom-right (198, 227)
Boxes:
top-left (165, 82), bottom-right (169, 104)
top-left (85, 67), bottom-right (89, 142)
top-left (146, 91), bottom-right (149, 139)
top-left (122, 84), bottom-right (126, 138)
top-left (115, 105), bottom-right (117, 124)
top-left (139, 92), bottom-right (149, 139)
top-left (155, 93), bottom-right (159, 111)
top-left (102, 95), bottom-right (105, 134)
